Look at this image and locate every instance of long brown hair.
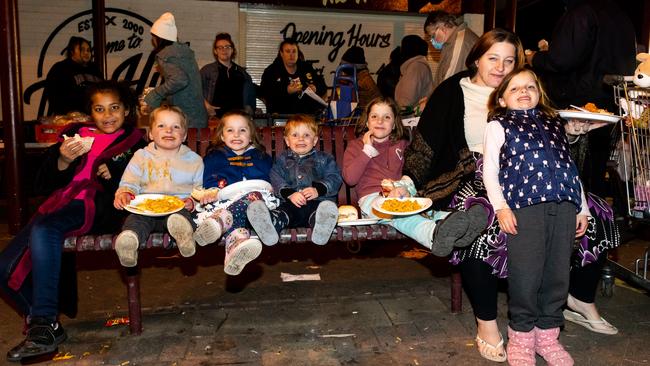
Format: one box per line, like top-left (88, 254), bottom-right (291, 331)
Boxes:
top-left (465, 28), bottom-right (525, 78)
top-left (487, 68), bottom-right (557, 120)
top-left (209, 110), bottom-right (265, 153)
top-left (355, 96), bottom-right (407, 143)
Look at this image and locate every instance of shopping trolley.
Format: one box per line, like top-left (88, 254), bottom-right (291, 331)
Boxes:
top-left (607, 76), bottom-right (650, 292)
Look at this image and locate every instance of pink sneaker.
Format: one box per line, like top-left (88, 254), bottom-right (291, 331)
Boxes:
top-left (535, 327), bottom-right (574, 366)
top-left (507, 326), bottom-right (536, 366)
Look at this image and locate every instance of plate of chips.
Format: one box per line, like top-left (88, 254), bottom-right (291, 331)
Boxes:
top-left (125, 194), bottom-right (185, 217)
top-left (371, 197), bottom-right (432, 216)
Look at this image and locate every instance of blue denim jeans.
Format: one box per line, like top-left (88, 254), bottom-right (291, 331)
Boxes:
top-left (0, 200), bottom-right (84, 322)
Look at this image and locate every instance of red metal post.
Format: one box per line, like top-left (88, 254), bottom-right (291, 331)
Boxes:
top-left (0, 0), bottom-right (27, 234)
top-left (92, 0), bottom-right (107, 78)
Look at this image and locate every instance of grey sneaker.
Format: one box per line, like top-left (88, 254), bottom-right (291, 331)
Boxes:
top-left (193, 217), bottom-right (222, 246)
top-left (455, 204), bottom-right (489, 248)
top-left (431, 211), bottom-right (469, 257)
top-left (167, 213), bottom-right (196, 257)
top-left (310, 201), bottom-right (338, 245)
top-left (224, 238), bottom-right (263, 276)
top-left (115, 230), bottom-right (139, 267)
top-left (247, 200), bottom-right (279, 246)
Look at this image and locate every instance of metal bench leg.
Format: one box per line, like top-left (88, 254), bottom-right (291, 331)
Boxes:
top-left (125, 267), bottom-right (142, 335)
top-left (451, 270), bottom-right (462, 313)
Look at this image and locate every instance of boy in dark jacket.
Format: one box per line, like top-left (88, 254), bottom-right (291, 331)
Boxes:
top-left (248, 115), bottom-right (341, 245)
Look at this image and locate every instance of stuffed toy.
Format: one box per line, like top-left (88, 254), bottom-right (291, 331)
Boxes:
top-left (620, 53), bottom-right (650, 128)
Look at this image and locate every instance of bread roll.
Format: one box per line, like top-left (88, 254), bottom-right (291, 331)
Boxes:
top-left (191, 187), bottom-right (220, 201)
top-left (338, 205), bottom-right (358, 222)
top-left (64, 133), bottom-right (94, 154)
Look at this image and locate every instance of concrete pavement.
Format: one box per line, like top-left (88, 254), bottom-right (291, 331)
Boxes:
top-left (0, 232), bottom-right (648, 365)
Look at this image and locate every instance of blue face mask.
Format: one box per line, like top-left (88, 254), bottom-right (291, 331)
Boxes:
top-left (430, 39), bottom-right (444, 50)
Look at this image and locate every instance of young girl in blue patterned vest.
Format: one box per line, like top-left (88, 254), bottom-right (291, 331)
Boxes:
top-left (482, 69), bottom-right (590, 366)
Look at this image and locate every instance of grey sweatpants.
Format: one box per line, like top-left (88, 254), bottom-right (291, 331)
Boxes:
top-left (507, 201), bottom-right (576, 332)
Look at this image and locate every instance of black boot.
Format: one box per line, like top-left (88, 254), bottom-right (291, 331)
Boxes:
top-left (7, 317), bottom-right (67, 362)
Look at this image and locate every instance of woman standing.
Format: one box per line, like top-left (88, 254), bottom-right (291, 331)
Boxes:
top-left (143, 12), bottom-right (207, 128)
top-left (200, 33), bottom-right (256, 117)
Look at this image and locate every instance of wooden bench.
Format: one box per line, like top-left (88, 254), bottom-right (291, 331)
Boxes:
top-left (62, 126), bottom-right (463, 334)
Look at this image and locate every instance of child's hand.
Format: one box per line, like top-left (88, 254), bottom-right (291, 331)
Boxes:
top-left (289, 192), bottom-right (306, 207)
top-left (496, 208), bottom-right (517, 235)
top-left (301, 187), bottom-right (318, 201)
top-left (114, 192), bottom-right (134, 209)
top-left (575, 214), bottom-right (589, 237)
top-left (96, 163), bottom-right (111, 180)
top-left (362, 130), bottom-right (374, 146)
top-left (387, 186), bottom-right (409, 198)
top-left (59, 139), bottom-right (86, 165)
top-left (183, 198), bottom-right (195, 212)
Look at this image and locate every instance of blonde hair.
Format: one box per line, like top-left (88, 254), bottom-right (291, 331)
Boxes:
top-left (487, 68), bottom-right (557, 120)
top-left (149, 105), bottom-right (188, 130)
top-left (209, 110), bottom-right (264, 152)
top-left (284, 114), bottom-right (319, 137)
top-left (355, 96), bottom-right (407, 143)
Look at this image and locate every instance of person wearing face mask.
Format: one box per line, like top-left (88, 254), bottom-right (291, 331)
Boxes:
top-left (424, 11), bottom-right (479, 91)
top-left (43, 36), bottom-right (103, 116)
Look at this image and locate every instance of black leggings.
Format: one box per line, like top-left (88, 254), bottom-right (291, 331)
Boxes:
top-left (459, 259), bottom-right (499, 321)
top-left (569, 252), bottom-right (607, 303)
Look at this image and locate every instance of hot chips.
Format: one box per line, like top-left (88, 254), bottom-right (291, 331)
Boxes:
top-left (135, 196), bottom-right (184, 213)
top-left (381, 199), bottom-right (421, 212)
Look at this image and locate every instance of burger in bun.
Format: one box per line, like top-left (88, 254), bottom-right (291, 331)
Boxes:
top-left (338, 205), bottom-right (358, 222)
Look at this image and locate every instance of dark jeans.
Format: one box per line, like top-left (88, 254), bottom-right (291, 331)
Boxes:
top-left (122, 209), bottom-right (195, 245)
top-left (278, 200), bottom-right (320, 228)
top-left (0, 200), bottom-right (85, 322)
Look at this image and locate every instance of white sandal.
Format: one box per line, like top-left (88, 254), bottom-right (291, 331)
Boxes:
top-left (563, 309), bottom-right (618, 335)
top-left (476, 333), bottom-right (507, 362)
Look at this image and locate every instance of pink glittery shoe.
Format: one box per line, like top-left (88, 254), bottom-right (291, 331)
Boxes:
top-left (535, 327), bottom-right (574, 366)
top-left (507, 326), bottom-right (536, 366)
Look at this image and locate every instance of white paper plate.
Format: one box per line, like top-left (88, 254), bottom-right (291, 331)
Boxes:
top-left (125, 194), bottom-right (185, 217)
top-left (557, 110), bottom-right (622, 123)
top-left (217, 179), bottom-right (273, 201)
top-left (371, 197), bottom-right (432, 216)
top-left (337, 218), bottom-right (383, 227)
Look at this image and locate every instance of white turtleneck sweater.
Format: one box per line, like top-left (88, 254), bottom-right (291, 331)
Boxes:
top-left (459, 76), bottom-right (494, 154)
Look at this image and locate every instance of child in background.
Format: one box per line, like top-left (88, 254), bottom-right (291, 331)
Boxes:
top-left (250, 114), bottom-right (341, 246)
top-left (193, 111), bottom-right (283, 275)
top-left (0, 80), bottom-right (144, 362)
top-left (482, 68), bottom-right (590, 365)
top-left (113, 105), bottom-right (203, 267)
top-left (342, 96), bottom-right (486, 256)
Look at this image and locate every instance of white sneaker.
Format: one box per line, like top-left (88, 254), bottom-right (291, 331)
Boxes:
top-left (224, 238), bottom-right (262, 276)
top-left (167, 213), bottom-right (196, 257)
top-left (193, 217), bottom-right (222, 246)
top-left (115, 230), bottom-right (139, 267)
top-left (311, 201), bottom-right (338, 245)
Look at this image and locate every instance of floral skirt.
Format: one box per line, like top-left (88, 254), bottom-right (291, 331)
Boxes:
top-left (448, 152), bottom-right (620, 279)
